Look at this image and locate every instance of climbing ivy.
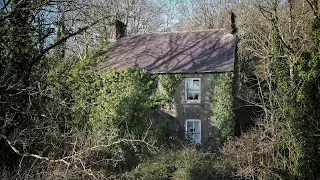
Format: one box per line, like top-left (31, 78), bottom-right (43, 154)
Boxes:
top-left (211, 72), bottom-right (235, 143)
top-left (157, 74), bottom-right (185, 98)
top-left (47, 52), bottom-right (171, 168)
top-left (285, 18), bottom-right (320, 178)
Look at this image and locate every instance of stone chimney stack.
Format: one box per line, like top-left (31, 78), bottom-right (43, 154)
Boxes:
top-left (109, 20), bottom-right (126, 42)
top-left (222, 11), bottom-right (236, 34)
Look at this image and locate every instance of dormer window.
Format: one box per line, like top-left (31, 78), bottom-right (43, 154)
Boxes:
top-left (185, 78), bottom-right (201, 103)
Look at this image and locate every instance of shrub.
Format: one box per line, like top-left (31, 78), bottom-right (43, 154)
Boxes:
top-left (133, 147), bottom-right (232, 180)
top-left (211, 73), bottom-right (235, 143)
top-left (218, 121), bottom-right (300, 179)
top-left (42, 55), bottom-right (171, 176)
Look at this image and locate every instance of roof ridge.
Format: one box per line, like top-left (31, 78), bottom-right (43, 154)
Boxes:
top-left (126, 29), bottom-right (223, 37)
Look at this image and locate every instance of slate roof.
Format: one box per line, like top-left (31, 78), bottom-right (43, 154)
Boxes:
top-left (101, 29), bottom-right (235, 74)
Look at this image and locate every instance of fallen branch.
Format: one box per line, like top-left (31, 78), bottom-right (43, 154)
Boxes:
top-left (90, 138), bottom-right (157, 152)
top-left (0, 134), bottom-right (71, 166)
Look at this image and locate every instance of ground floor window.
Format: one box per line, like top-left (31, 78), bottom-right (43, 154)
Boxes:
top-left (185, 119), bottom-right (201, 144)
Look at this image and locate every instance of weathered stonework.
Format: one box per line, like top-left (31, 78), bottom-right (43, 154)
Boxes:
top-left (159, 73), bottom-right (221, 151)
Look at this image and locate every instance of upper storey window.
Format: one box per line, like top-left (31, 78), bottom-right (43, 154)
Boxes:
top-left (185, 78), bottom-right (201, 103)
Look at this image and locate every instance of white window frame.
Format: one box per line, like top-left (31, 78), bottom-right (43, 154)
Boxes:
top-left (185, 119), bottom-right (201, 144)
top-left (185, 78), bottom-right (201, 103)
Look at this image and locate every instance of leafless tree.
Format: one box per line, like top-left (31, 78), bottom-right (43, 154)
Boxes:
top-left (177, 0), bottom-right (241, 30)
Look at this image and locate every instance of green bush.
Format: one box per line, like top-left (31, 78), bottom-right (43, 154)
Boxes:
top-left (47, 54), bottom-right (170, 171)
top-left (211, 73), bottom-right (235, 143)
top-left (158, 74), bottom-right (185, 98)
top-left (134, 147), bottom-right (232, 180)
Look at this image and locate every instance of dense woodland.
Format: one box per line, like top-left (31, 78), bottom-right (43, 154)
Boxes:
top-left (1, 0), bottom-right (320, 179)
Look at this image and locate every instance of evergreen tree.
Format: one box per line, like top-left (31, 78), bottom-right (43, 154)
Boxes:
top-left (0, 0), bottom-right (37, 83)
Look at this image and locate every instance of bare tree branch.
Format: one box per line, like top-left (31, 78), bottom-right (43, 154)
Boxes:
top-left (32, 15), bottom-right (110, 65)
top-left (0, 134), bottom-right (71, 166)
top-left (306, 0), bottom-right (320, 21)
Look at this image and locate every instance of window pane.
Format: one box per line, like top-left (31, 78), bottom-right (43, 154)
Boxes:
top-left (193, 134), bottom-right (200, 144)
top-left (194, 121), bottom-right (200, 133)
top-left (193, 92), bottom-right (199, 100)
top-left (193, 80), bottom-right (200, 90)
top-left (187, 91), bottom-right (199, 100)
top-left (186, 132), bottom-right (193, 139)
top-left (187, 80), bottom-right (192, 89)
top-left (187, 91), bottom-right (194, 100)
top-left (186, 121), bottom-right (193, 132)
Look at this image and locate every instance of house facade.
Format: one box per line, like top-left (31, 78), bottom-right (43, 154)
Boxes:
top-left (158, 73), bottom-right (220, 149)
top-left (102, 14), bottom-right (236, 148)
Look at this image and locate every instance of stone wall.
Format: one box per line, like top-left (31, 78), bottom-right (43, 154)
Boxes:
top-left (159, 73), bottom-right (221, 151)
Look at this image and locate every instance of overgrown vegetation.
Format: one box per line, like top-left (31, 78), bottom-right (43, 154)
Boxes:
top-left (48, 53), bottom-right (171, 172)
top-left (158, 74), bottom-right (185, 98)
top-left (211, 73), bottom-right (235, 143)
top-left (134, 147), bottom-right (231, 180)
top-left (285, 18), bottom-right (320, 178)
top-left (1, 0), bottom-right (320, 179)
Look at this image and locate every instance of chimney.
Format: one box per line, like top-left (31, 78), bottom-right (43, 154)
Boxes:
top-left (221, 11), bottom-right (236, 34)
top-left (109, 20), bottom-right (126, 42)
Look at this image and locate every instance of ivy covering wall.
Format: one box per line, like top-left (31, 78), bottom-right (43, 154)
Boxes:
top-left (157, 74), bottom-right (184, 99)
top-left (48, 54), bottom-right (171, 169)
top-left (211, 72), bottom-right (235, 143)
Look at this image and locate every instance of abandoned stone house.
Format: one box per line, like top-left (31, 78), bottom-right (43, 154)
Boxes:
top-left (103, 14), bottom-right (236, 148)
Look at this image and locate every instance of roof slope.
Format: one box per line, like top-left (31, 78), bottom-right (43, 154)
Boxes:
top-left (102, 29), bottom-right (235, 74)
